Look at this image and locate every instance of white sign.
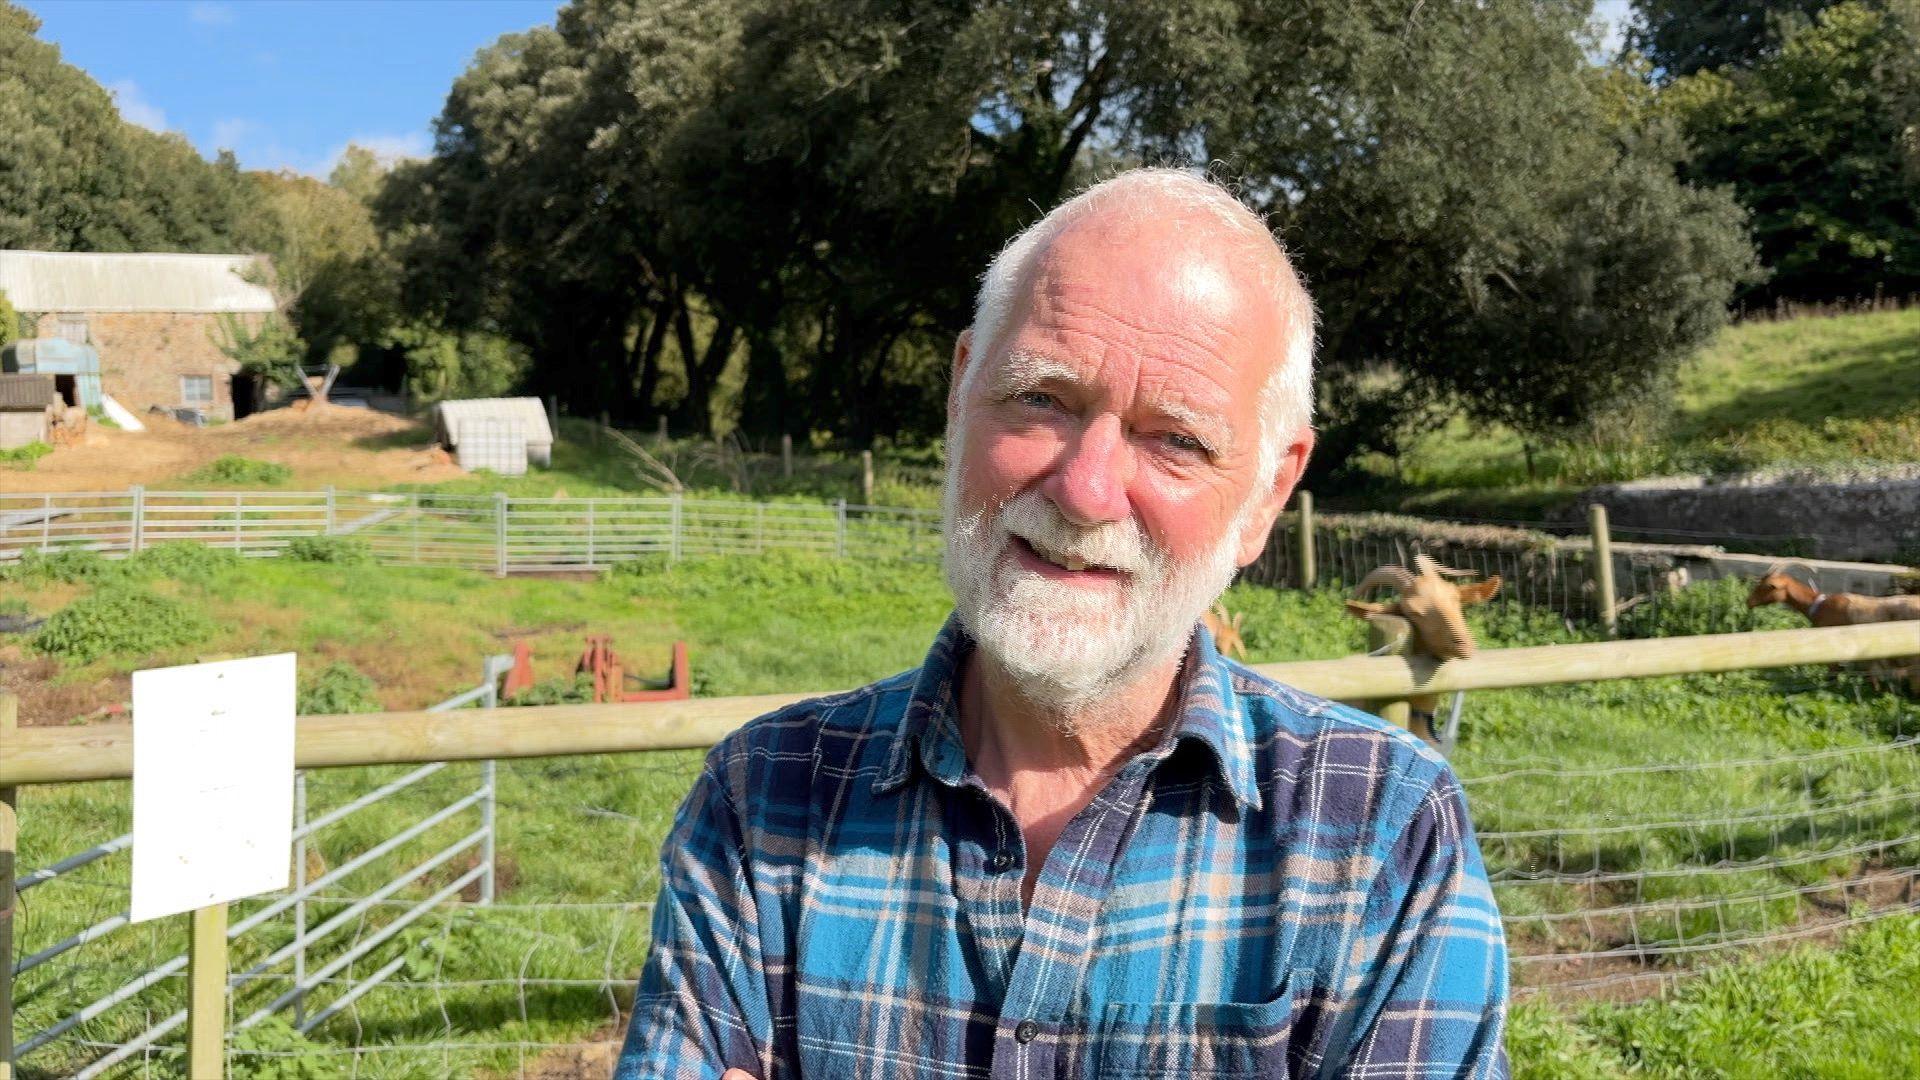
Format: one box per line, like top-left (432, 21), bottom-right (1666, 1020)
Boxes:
top-left (130, 653), bottom-right (297, 924)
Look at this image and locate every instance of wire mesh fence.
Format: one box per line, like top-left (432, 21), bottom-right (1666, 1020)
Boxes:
top-left (12, 665), bottom-right (1919, 1075)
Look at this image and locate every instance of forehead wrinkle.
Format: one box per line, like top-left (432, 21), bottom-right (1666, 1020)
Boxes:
top-left (1041, 285), bottom-right (1237, 365)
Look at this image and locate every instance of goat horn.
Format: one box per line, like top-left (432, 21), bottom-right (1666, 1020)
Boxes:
top-left (1353, 564), bottom-right (1415, 597)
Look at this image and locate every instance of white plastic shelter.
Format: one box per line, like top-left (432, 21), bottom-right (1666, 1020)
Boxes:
top-left (433, 397), bottom-right (553, 473)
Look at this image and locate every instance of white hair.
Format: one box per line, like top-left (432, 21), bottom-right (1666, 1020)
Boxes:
top-left (964, 168), bottom-right (1316, 488)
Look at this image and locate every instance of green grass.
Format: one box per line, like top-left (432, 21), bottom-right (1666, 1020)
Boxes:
top-left (1356, 307), bottom-right (1920, 516)
top-left (5, 556), bottom-right (1918, 1076)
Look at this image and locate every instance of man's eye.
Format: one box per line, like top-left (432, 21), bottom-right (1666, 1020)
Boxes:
top-left (1015, 391), bottom-right (1055, 409)
top-left (1164, 431), bottom-right (1207, 454)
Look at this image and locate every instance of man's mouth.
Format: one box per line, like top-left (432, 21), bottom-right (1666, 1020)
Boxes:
top-left (1011, 535), bottom-right (1124, 578)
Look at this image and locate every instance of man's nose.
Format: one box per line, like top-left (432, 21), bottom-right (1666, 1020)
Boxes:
top-left (1044, 413), bottom-right (1132, 525)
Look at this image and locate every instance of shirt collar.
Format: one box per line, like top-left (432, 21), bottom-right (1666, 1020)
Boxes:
top-left (874, 612), bottom-right (1262, 812)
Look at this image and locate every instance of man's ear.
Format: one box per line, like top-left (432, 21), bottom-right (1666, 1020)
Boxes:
top-left (1234, 426), bottom-right (1316, 567)
top-left (947, 328), bottom-right (973, 421)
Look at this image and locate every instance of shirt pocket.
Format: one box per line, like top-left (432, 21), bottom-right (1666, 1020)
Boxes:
top-left (1093, 982), bottom-right (1303, 1079)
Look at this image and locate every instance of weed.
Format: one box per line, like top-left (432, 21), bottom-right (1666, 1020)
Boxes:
top-left (297, 660), bottom-right (382, 715)
top-left (1, 547), bottom-right (129, 585)
top-left (284, 535), bottom-right (373, 565)
top-left (126, 542), bottom-right (243, 585)
top-left (510, 673), bottom-right (595, 705)
top-left (31, 585), bottom-right (213, 664)
top-left (0, 440), bottom-right (52, 469)
top-left (181, 454), bottom-right (293, 485)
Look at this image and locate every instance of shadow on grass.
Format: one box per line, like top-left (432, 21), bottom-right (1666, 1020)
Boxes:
top-left (1678, 331), bottom-right (1920, 438)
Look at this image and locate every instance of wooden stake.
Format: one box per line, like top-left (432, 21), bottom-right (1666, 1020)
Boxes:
top-left (188, 903), bottom-right (228, 1079)
top-left (860, 450), bottom-right (874, 504)
top-left (1295, 490), bottom-right (1316, 590)
top-left (1590, 503), bottom-right (1618, 637)
top-left (781, 434), bottom-right (793, 479)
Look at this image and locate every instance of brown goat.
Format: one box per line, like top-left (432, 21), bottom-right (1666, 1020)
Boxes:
top-left (1344, 554), bottom-right (1501, 745)
top-left (1202, 602), bottom-right (1248, 660)
top-left (1747, 569), bottom-right (1920, 693)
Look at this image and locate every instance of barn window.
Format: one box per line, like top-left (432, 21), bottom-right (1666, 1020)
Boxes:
top-left (56, 314), bottom-right (88, 344)
top-left (181, 375), bottom-right (214, 406)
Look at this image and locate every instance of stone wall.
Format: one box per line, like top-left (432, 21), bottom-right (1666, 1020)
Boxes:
top-left (25, 310), bottom-right (264, 421)
top-left (1575, 469), bottom-right (1920, 563)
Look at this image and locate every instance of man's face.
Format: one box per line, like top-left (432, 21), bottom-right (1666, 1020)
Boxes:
top-left (942, 214), bottom-right (1311, 715)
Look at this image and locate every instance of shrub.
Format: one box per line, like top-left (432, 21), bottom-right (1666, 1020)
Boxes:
top-left (127, 542), bottom-right (242, 585)
top-left (181, 455), bottom-right (293, 485)
top-left (284, 535), bottom-right (373, 565)
top-left (32, 586), bottom-right (212, 664)
top-left (297, 661), bottom-right (381, 714)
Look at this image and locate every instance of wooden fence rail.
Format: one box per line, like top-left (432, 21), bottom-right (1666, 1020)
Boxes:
top-left (5, 620), bottom-right (1916, 788)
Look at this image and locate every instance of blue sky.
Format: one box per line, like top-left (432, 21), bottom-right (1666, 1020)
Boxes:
top-left (21, 0), bottom-right (560, 176)
top-left (22, 0), bottom-right (1635, 179)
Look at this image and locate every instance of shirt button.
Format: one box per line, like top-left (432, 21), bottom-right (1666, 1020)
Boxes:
top-left (1014, 1020), bottom-right (1039, 1044)
top-left (988, 850), bottom-right (1013, 872)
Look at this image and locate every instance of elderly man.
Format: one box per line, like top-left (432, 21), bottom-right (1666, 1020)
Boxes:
top-left (617, 169), bottom-right (1508, 1079)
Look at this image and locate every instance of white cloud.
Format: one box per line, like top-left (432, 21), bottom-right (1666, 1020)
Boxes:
top-left (340, 132), bottom-right (432, 166)
top-left (189, 2), bottom-right (233, 26)
top-left (211, 117), bottom-right (254, 150)
top-left (107, 79), bottom-right (168, 132)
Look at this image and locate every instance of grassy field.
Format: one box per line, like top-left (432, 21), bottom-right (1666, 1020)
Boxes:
top-left (1352, 307), bottom-right (1920, 518)
top-left (5, 553), bottom-right (1919, 1076)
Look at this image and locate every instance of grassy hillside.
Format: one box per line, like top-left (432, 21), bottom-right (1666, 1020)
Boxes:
top-left (6, 552), bottom-right (1919, 1075)
top-left (1357, 307), bottom-right (1920, 517)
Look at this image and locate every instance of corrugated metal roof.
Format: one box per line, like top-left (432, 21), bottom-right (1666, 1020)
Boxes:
top-left (433, 397), bottom-right (554, 447)
top-left (0, 373), bottom-right (58, 409)
top-left (0, 250), bottom-right (279, 313)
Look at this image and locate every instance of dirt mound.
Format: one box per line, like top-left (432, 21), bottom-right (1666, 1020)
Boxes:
top-left (229, 401), bottom-right (424, 440)
top-left (3, 404), bottom-right (467, 491)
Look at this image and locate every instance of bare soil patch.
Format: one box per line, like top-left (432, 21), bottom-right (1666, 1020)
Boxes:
top-left (0, 644), bottom-right (129, 726)
top-left (5, 404), bottom-right (468, 492)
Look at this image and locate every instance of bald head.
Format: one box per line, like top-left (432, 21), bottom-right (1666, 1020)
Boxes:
top-left (966, 169), bottom-right (1315, 486)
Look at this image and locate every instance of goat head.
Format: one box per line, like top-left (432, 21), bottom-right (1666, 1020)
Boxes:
top-left (1344, 553), bottom-right (1501, 660)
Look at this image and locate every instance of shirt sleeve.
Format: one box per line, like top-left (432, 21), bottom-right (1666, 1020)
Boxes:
top-left (616, 760), bottom-right (776, 1080)
top-left (1327, 770), bottom-right (1510, 1080)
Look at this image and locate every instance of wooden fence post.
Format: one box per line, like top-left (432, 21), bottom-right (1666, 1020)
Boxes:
top-left (860, 451), bottom-right (874, 505)
top-left (1296, 490), bottom-right (1316, 590)
top-left (1589, 503), bottom-right (1618, 637)
top-left (669, 493), bottom-right (683, 562)
top-left (0, 693), bottom-right (16, 1080)
top-left (323, 486), bottom-right (336, 536)
top-left (657, 416), bottom-right (668, 442)
top-left (129, 484), bottom-right (144, 555)
top-left (187, 902), bottom-right (229, 1079)
top-left (835, 499), bottom-right (847, 558)
top-left (781, 434), bottom-right (793, 479)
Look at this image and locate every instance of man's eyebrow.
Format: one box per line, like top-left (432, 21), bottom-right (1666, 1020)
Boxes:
top-left (1146, 397), bottom-right (1234, 455)
top-left (988, 352), bottom-right (1084, 396)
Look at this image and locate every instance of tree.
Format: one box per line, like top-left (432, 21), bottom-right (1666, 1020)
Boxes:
top-left (1625, 0), bottom-right (1835, 80)
top-left (1659, 1), bottom-right (1920, 303)
top-left (384, 0), bottom-right (1757, 459)
top-left (0, 3), bottom-right (268, 252)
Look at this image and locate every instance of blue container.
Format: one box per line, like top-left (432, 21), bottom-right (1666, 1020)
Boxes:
top-left (1, 338), bottom-right (103, 409)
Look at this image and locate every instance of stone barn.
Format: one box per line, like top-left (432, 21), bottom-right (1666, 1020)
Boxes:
top-left (0, 250), bottom-right (278, 422)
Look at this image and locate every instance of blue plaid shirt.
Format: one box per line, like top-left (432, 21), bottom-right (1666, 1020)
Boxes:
top-left (618, 615), bottom-right (1508, 1079)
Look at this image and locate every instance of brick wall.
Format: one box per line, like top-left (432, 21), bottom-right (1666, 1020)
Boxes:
top-left (25, 310), bottom-right (264, 421)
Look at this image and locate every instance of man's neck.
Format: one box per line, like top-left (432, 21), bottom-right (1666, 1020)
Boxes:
top-left (958, 648), bottom-right (1183, 795)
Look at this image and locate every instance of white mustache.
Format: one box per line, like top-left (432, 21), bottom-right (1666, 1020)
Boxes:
top-left (994, 491), bottom-right (1157, 574)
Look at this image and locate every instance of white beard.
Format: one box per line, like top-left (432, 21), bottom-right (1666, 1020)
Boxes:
top-left (942, 470), bottom-right (1254, 726)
